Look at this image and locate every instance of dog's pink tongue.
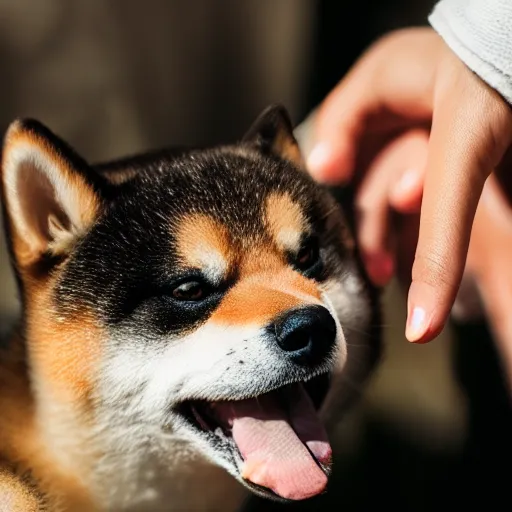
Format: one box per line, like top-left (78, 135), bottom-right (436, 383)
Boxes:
top-left (214, 385), bottom-right (330, 501)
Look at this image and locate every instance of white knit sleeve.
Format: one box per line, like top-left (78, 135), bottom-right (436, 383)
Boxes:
top-left (429, 0), bottom-right (512, 104)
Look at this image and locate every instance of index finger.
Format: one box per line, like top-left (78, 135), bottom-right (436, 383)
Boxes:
top-left (406, 72), bottom-right (512, 343)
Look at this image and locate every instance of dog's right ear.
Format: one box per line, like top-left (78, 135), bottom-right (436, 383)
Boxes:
top-left (1, 119), bottom-right (102, 272)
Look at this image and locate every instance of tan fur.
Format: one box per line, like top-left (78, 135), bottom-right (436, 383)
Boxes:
top-left (176, 208), bottom-right (319, 325)
top-left (0, 464), bottom-right (40, 512)
top-left (176, 213), bottom-right (233, 272)
top-left (28, 302), bottom-right (100, 402)
top-left (0, 337), bottom-right (41, 511)
top-left (211, 248), bottom-right (321, 325)
top-left (265, 192), bottom-right (309, 251)
top-left (272, 129), bottom-right (305, 169)
top-left (97, 167), bottom-right (139, 185)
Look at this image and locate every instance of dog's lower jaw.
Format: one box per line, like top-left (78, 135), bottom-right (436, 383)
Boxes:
top-left (93, 431), bottom-right (247, 512)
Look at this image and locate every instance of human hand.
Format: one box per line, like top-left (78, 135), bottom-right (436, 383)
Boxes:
top-left (307, 28), bottom-right (512, 344)
top-left (345, 123), bottom-right (512, 386)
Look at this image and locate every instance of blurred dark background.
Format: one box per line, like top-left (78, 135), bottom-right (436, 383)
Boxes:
top-left (0, 1), bottom-right (511, 510)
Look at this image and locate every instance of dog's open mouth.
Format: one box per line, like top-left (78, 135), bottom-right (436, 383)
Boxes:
top-left (178, 374), bottom-right (331, 501)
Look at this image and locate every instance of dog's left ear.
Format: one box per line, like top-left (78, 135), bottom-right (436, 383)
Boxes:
top-left (243, 104), bottom-right (305, 169)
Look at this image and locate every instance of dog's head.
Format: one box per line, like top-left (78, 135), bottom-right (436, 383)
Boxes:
top-left (0, 106), bottom-right (380, 502)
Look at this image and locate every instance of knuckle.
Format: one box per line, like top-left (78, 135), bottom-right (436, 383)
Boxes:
top-left (356, 212), bottom-right (387, 254)
top-left (412, 250), bottom-right (457, 290)
top-left (355, 193), bottom-right (372, 213)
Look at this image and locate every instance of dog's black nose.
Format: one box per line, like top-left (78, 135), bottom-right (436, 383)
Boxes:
top-left (274, 305), bottom-right (337, 364)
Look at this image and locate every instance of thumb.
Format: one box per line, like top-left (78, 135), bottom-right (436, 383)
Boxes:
top-left (405, 78), bottom-right (512, 343)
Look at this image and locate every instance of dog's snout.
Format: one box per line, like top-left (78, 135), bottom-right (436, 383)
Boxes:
top-left (274, 305), bottom-right (336, 364)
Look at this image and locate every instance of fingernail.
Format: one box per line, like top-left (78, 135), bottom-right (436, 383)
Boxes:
top-left (406, 306), bottom-right (428, 342)
top-left (406, 281), bottom-right (441, 343)
top-left (392, 168), bottom-right (419, 199)
top-left (365, 253), bottom-right (394, 286)
top-left (307, 142), bottom-right (332, 176)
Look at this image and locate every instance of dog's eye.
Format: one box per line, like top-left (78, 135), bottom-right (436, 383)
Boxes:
top-left (294, 238), bottom-right (320, 271)
top-left (172, 281), bottom-right (204, 301)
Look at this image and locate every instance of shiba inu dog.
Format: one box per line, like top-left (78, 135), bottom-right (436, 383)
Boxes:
top-left (0, 105), bottom-right (381, 511)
